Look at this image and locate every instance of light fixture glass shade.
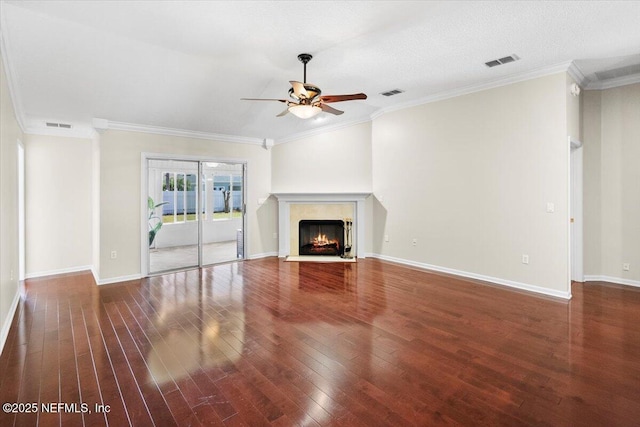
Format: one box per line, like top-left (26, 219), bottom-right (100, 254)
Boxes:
top-left (288, 104), bottom-right (322, 119)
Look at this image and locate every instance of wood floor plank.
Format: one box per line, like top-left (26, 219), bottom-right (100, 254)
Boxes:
top-left (1, 259), bottom-right (640, 426)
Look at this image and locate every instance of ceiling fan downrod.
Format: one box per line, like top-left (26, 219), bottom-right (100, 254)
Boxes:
top-left (298, 53), bottom-right (312, 83)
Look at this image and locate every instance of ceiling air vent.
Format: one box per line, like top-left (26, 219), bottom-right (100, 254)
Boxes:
top-left (46, 122), bottom-right (72, 129)
top-left (485, 54), bottom-right (520, 68)
top-left (380, 89), bottom-right (404, 97)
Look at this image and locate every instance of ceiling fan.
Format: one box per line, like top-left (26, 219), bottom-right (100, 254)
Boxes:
top-left (242, 53), bottom-right (367, 119)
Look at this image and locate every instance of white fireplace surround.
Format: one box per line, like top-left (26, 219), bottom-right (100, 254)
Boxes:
top-left (272, 193), bottom-right (370, 258)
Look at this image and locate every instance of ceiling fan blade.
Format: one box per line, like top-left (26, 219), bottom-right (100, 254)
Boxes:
top-left (319, 93), bottom-right (367, 103)
top-left (241, 98), bottom-right (288, 103)
top-left (289, 81), bottom-right (309, 99)
top-left (276, 108), bottom-right (289, 117)
top-left (319, 103), bottom-right (344, 115)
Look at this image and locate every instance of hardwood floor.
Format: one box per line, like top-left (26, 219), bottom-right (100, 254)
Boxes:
top-left (1, 258), bottom-right (639, 426)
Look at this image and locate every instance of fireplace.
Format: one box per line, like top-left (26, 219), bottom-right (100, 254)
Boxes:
top-left (299, 220), bottom-right (344, 256)
top-left (272, 192), bottom-right (370, 258)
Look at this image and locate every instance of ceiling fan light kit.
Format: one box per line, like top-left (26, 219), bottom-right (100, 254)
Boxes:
top-left (288, 104), bottom-right (322, 119)
top-left (242, 53), bottom-right (367, 119)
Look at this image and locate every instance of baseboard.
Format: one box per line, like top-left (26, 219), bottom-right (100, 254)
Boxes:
top-left (0, 290), bottom-right (21, 356)
top-left (97, 274), bottom-right (143, 286)
top-left (366, 253), bottom-right (572, 300)
top-left (584, 275), bottom-right (640, 288)
top-left (247, 252), bottom-right (278, 260)
top-left (25, 265), bottom-right (93, 280)
top-left (91, 266), bottom-right (100, 286)
top-left (96, 254), bottom-right (278, 285)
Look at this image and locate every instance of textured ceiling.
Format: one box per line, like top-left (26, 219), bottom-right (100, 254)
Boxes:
top-left (1, 1), bottom-right (640, 142)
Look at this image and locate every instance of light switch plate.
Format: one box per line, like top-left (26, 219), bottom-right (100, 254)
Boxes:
top-left (546, 202), bottom-right (555, 213)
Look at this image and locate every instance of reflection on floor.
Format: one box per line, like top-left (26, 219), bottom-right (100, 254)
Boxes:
top-left (150, 240), bottom-right (238, 272)
top-left (5, 261), bottom-right (640, 425)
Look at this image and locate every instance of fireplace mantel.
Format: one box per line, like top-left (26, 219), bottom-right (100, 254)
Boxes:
top-left (272, 192), bottom-right (370, 258)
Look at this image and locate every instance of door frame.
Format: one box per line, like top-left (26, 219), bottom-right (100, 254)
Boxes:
top-left (140, 152), bottom-right (248, 277)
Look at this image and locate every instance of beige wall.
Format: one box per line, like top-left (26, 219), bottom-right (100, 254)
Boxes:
top-left (24, 134), bottom-right (94, 276)
top-left (583, 90), bottom-right (602, 276)
top-left (99, 130), bottom-right (277, 281)
top-left (583, 84), bottom-right (640, 283)
top-left (271, 122), bottom-right (373, 193)
top-left (371, 73), bottom-right (571, 295)
top-left (0, 48), bottom-right (23, 350)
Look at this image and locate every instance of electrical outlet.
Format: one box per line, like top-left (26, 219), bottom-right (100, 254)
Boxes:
top-left (273, 232), bottom-right (278, 239)
top-left (623, 263), bottom-right (630, 271)
top-left (412, 238), bottom-right (418, 246)
top-left (110, 250), bottom-right (117, 259)
top-left (384, 235), bottom-right (389, 242)
top-left (10, 269), bottom-right (14, 280)
top-left (522, 254), bottom-right (529, 264)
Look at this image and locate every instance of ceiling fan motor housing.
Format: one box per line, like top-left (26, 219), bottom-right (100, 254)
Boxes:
top-left (288, 85), bottom-right (321, 102)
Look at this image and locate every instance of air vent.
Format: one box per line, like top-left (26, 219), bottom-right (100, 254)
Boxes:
top-left (485, 54), bottom-right (520, 68)
top-left (46, 122), bottom-right (72, 129)
top-left (380, 89), bottom-right (404, 97)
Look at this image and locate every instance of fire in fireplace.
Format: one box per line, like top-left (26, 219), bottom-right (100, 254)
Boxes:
top-left (299, 220), bottom-right (344, 256)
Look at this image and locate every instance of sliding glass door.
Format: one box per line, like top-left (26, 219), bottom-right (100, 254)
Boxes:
top-left (201, 162), bottom-right (245, 265)
top-left (146, 158), bottom-right (245, 275)
top-left (148, 159), bottom-right (200, 273)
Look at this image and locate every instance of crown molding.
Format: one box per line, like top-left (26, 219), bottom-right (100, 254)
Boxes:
top-left (370, 61), bottom-right (575, 121)
top-left (568, 60), bottom-right (640, 91)
top-left (584, 73), bottom-right (640, 90)
top-left (567, 62), bottom-right (587, 87)
top-left (95, 119), bottom-right (264, 145)
top-left (0, 23), bottom-right (26, 132)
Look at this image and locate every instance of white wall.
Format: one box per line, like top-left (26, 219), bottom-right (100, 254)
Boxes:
top-left (0, 46), bottom-right (23, 353)
top-left (99, 130), bottom-right (276, 282)
top-left (583, 84), bottom-right (640, 284)
top-left (24, 134), bottom-right (94, 276)
top-left (271, 122), bottom-right (373, 193)
top-left (371, 73), bottom-right (571, 296)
